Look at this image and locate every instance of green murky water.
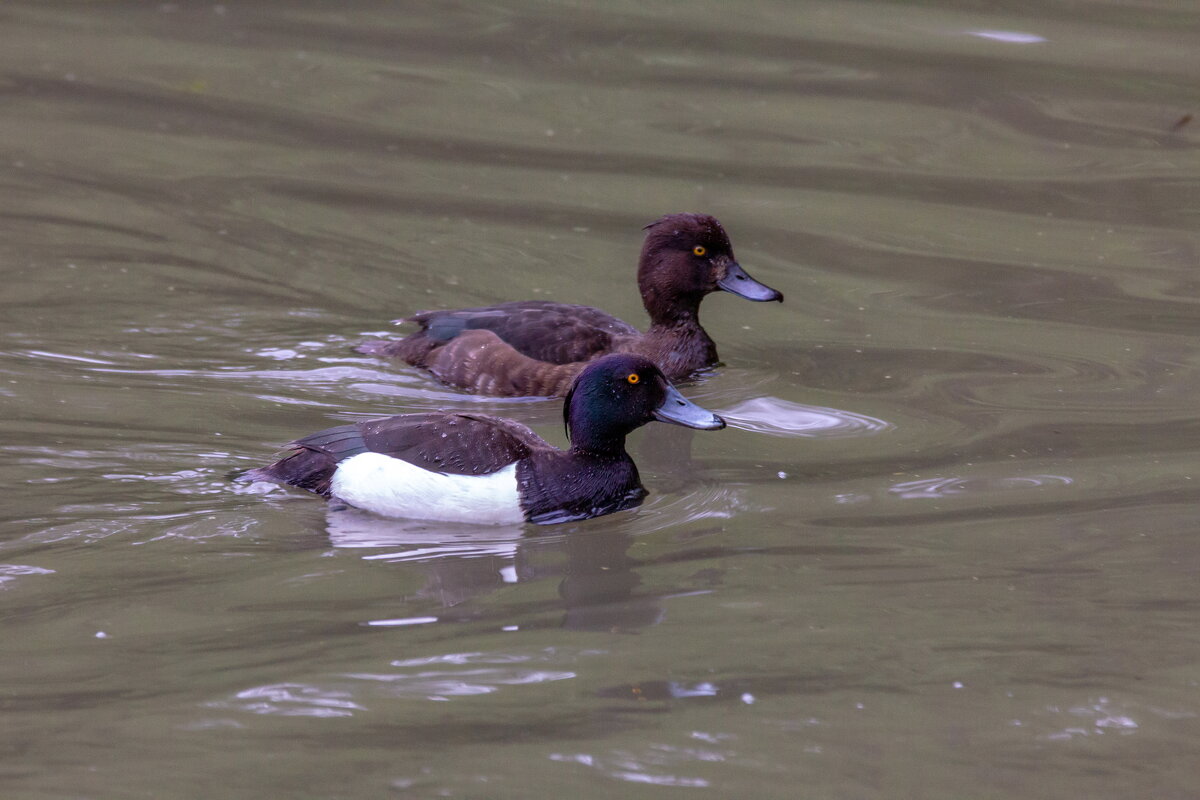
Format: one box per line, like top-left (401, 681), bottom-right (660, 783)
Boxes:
top-left (3, 2), bottom-right (1200, 797)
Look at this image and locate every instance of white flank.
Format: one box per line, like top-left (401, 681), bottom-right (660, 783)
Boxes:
top-left (329, 453), bottom-right (524, 524)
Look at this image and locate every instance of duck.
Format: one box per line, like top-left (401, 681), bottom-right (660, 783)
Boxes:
top-left (243, 354), bottom-right (725, 525)
top-left (355, 213), bottom-right (783, 396)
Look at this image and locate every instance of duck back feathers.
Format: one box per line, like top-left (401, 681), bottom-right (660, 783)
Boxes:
top-left (243, 412), bottom-right (545, 496)
top-left (363, 301), bottom-right (639, 365)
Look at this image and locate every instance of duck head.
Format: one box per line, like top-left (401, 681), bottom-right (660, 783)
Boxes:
top-left (638, 213), bottom-right (783, 324)
top-left (563, 354), bottom-right (724, 454)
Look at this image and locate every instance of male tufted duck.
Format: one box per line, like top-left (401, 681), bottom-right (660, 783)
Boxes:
top-left (356, 213), bottom-right (782, 396)
top-left (244, 354), bottom-right (725, 525)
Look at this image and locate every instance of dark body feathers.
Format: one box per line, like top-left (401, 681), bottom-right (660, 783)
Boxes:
top-left (516, 450), bottom-right (645, 525)
top-left (244, 413), bottom-right (542, 496)
top-left (356, 213), bottom-right (782, 397)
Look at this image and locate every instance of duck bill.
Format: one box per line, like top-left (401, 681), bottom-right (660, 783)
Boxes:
top-left (653, 385), bottom-right (726, 430)
top-left (717, 259), bottom-right (783, 302)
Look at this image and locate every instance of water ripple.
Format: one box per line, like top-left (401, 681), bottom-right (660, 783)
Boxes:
top-left (888, 474), bottom-right (1073, 500)
top-left (1015, 696), bottom-right (1176, 743)
top-left (548, 748), bottom-right (715, 789)
top-left (718, 396), bottom-right (893, 438)
top-left (217, 683), bottom-right (365, 718)
top-left (344, 648), bottom-right (579, 701)
top-left (0, 564), bottom-right (56, 587)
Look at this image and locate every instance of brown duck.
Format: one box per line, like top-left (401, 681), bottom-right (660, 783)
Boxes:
top-left (356, 213), bottom-right (783, 396)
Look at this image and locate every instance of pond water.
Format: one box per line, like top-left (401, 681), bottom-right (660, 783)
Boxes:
top-left (3, 2), bottom-right (1200, 797)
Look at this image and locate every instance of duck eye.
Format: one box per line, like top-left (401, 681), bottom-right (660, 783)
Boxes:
top-left (692, 245), bottom-right (707, 257)
top-left (626, 373), bottom-right (640, 385)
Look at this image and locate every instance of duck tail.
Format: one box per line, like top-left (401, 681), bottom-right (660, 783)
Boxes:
top-left (242, 447), bottom-right (338, 496)
top-left (353, 332), bottom-right (440, 364)
top-left (355, 310), bottom-right (449, 364)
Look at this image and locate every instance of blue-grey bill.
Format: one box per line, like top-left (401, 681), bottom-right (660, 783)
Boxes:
top-left (717, 261), bottom-right (784, 302)
top-left (654, 385), bottom-right (726, 430)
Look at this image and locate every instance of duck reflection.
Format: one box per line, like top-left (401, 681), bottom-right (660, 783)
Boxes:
top-left (550, 529), bottom-right (664, 632)
top-left (325, 506), bottom-right (666, 632)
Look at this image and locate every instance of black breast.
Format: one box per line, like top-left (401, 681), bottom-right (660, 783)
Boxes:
top-left (515, 451), bottom-right (647, 524)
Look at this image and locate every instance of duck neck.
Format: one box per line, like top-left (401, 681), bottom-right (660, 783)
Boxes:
top-left (637, 286), bottom-right (718, 373)
top-left (564, 399), bottom-right (638, 458)
top-left (642, 289), bottom-right (704, 330)
top-left (568, 429), bottom-right (630, 459)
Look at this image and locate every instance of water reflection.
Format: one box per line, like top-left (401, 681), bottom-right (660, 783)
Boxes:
top-left (330, 506), bottom-right (668, 634)
top-left (327, 506), bottom-right (527, 563)
top-left (551, 529), bottom-right (665, 632)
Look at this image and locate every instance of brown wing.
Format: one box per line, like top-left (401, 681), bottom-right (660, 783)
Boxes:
top-left (410, 301), bottom-right (639, 365)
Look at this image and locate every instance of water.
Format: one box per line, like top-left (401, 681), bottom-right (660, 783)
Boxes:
top-left (3, 1), bottom-right (1199, 797)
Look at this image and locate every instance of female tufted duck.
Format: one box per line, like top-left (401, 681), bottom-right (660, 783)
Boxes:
top-left (244, 354), bottom-right (725, 525)
top-left (356, 213), bottom-right (782, 396)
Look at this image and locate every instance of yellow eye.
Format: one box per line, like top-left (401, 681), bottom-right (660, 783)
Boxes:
top-left (692, 245), bottom-right (707, 257)
top-left (626, 373), bottom-right (640, 384)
